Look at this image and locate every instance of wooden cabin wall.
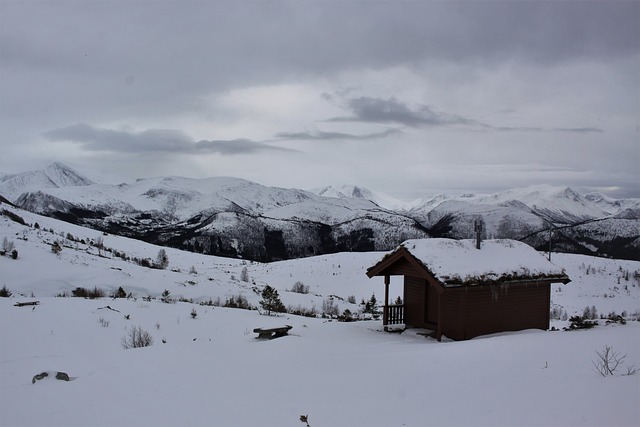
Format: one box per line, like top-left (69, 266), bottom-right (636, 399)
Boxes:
top-left (404, 276), bottom-right (426, 328)
top-left (439, 291), bottom-right (464, 340)
top-left (460, 283), bottom-right (551, 339)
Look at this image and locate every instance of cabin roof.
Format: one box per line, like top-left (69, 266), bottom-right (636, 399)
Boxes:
top-left (367, 238), bottom-right (570, 287)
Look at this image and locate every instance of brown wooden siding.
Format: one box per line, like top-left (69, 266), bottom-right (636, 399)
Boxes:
top-left (439, 291), bottom-right (463, 340)
top-left (459, 283), bottom-right (550, 339)
top-left (426, 284), bottom-right (439, 324)
top-left (404, 276), bottom-right (425, 328)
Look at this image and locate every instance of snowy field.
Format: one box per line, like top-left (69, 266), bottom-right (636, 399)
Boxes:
top-left (1, 206), bottom-right (639, 426)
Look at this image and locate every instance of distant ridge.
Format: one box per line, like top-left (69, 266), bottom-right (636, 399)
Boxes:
top-left (2, 163), bottom-right (639, 261)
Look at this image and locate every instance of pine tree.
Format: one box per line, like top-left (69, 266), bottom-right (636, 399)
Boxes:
top-left (259, 285), bottom-right (285, 316)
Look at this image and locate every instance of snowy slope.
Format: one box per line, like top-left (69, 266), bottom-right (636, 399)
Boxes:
top-left (1, 204), bottom-right (639, 427)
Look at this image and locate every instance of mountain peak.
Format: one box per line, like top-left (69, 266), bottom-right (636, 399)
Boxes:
top-left (312, 184), bottom-right (408, 210)
top-left (44, 162), bottom-right (94, 187)
top-left (0, 162), bottom-right (94, 202)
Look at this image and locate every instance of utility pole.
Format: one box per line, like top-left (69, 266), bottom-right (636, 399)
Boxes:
top-left (548, 228), bottom-right (553, 261)
top-left (474, 220), bottom-right (482, 249)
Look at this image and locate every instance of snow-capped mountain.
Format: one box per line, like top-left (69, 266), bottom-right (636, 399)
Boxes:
top-left (312, 184), bottom-right (408, 210)
top-left (584, 192), bottom-right (640, 215)
top-left (0, 162), bottom-right (94, 201)
top-left (5, 164), bottom-right (429, 261)
top-left (1, 163), bottom-right (638, 261)
top-left (408, 185), bottom-right (611, 224)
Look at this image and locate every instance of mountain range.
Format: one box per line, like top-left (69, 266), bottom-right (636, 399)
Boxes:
top-left (1, 162), bottom-right (638, 261)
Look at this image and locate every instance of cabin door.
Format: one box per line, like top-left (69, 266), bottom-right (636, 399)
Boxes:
top-left (425, 283), bottom-right (438, 326)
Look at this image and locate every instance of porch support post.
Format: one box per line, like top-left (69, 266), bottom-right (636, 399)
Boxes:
top-left (383, 275), bottom-right (390, 332)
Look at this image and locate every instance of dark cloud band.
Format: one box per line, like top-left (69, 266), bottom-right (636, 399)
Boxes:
top-left (44, 124), bottom-right (295, 155)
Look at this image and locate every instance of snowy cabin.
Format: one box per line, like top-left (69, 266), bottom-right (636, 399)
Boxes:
top-left (366, 239), bottom-right (570, 340)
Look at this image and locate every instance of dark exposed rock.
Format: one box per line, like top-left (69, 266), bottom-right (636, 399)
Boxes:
top-left (32, 371), bottom-right (70, 384)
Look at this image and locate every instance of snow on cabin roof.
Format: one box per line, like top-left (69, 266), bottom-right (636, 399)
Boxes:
top-left (394, 238), bottom-right (567, 286)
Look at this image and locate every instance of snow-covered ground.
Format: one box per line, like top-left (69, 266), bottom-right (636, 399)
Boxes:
top-left (1, 205), bottom-right (639, 426)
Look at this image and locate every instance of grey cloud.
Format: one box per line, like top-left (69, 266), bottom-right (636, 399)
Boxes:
top-left (45, 124), bottom-right (193, 153)
top-left (329, 96), bottom-right (604, 133)
top-left (553, 127), bottom-right (604, 134)
top-left (490, 126), bottom-right (604, 133)
top-left (5, 1), bottom-right (635, 129)
top-left (275, 128), bottom-right (402, 141)
top-left (328, 97), bottom-right (478, 128)
top-left (44, 124), bottom-right (293, 155)
top-left (195, 139), bottom-right (295, 155)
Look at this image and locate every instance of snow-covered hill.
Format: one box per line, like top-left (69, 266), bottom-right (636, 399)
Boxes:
top-left (1, 202), bottom-right (639, 427)
top-left (2, 163), bottom-right (638, 261)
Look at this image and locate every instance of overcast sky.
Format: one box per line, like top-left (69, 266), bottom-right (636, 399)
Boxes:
top-left (1, 0), bottom-right (638, 200)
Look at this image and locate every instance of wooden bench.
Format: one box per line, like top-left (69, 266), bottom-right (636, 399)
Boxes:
top-left (253, 325), bottom-right (293, 339)
top-left (14, 301), bottom-right (40, 307)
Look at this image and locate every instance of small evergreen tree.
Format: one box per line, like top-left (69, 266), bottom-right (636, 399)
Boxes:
top-left (113, 286), bottom-right (127, 299)
top-left (0, 285), bottom-right (12, 298)
top-left (259, 285), bottom-right (285, 316)
top-left (363, 293), bottom-right (379, 315)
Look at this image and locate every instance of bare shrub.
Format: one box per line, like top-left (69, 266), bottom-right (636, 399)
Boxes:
top-left (51, 241), bottom-right (62, 254)
top-left (347, 295), bottom-right (357, 304)
top-left (121, 325), bottom-right (153, 349)
top-left (72, 286), bottom-right (105, 299)
top-left (322, 297), bottom-right (339, 317)
top-left (583, 305), bottom-right (598, 320)
top-left (550, 305), bottom-right (568, 321)
top-left (97, 317), bottom-right (110, 327)
top-left (287, 305), bottom-right (318, 318)
top-left (592, 345), bottom-right (637, 377)
top-left (240, 266), bottom-right (249, 282)
top-left (290, 281), bottom-right (309, 294)
top-left (2, 237), bottom-right (15, 253)
top-left (155, 249), bottom-right (169, 269)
